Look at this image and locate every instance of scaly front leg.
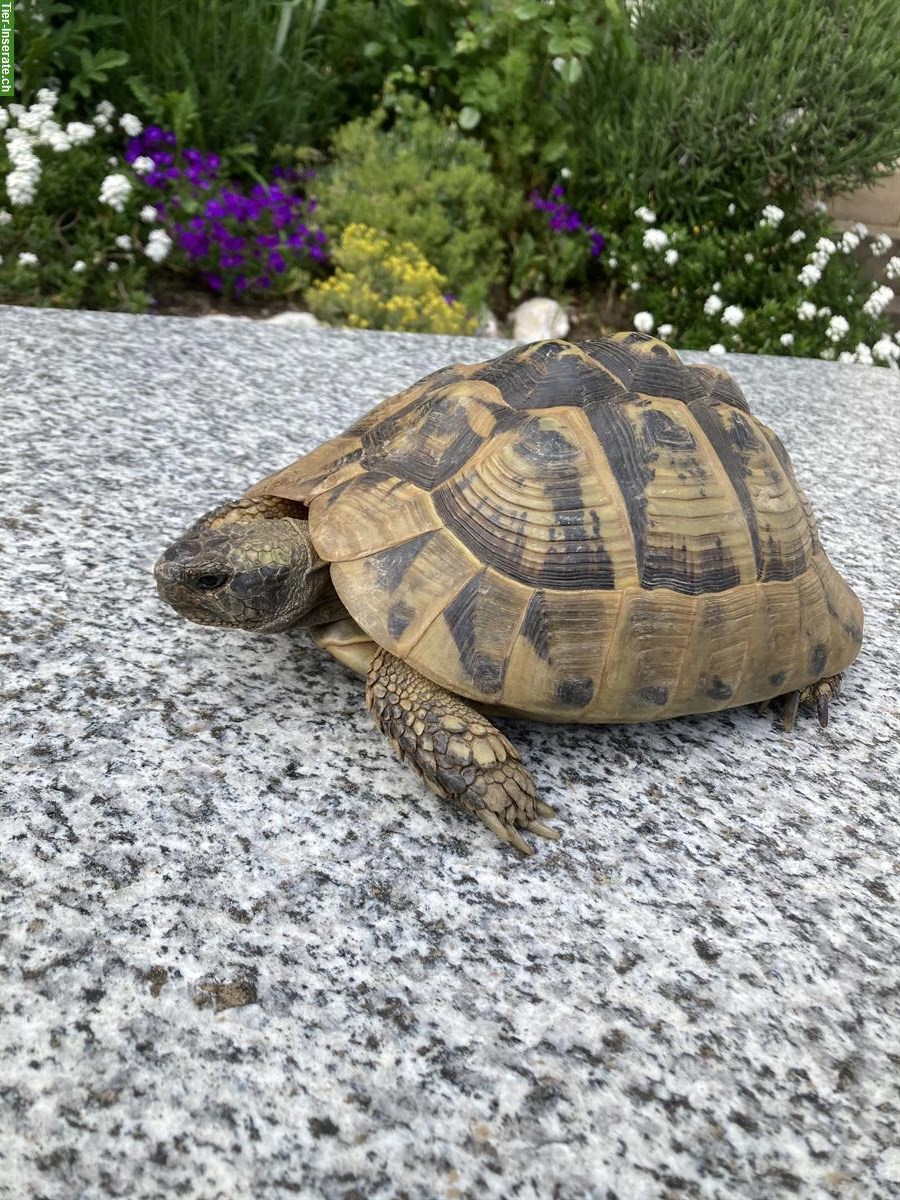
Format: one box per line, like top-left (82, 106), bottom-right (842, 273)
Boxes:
top-left (366, 648), bottom-right (559, 855)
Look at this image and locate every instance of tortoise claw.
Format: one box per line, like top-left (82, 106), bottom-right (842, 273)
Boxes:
top-left (525, 819), bottom-right (561, 841)
top-left (535, 799), bottom-right (557, 819)
top-left (781, 690), bottom-right (801, 732)
top-left (478, 810), bottom-right (535, 856)
top-left (816, 691), bottom-right (829, 729)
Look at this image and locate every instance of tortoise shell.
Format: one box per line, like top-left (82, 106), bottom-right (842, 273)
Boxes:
top-left (247, 333), bottom-right (863, 723)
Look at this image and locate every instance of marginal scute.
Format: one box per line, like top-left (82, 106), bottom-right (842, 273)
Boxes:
top-left (257, 334), bottom-right (863, 721)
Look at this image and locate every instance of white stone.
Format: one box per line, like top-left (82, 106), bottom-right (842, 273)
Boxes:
top-left (266, 311), bottom-right (321, 330)
top-left (475, 308), bottom-right (500, 338)
top-left (511, 297), bottom-right (569, 342)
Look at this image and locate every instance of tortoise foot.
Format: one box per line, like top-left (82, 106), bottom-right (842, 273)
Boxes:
top-left (366, 648), bottom-right (560, 855)
top-left (777, 674), bottom-right (843, 732)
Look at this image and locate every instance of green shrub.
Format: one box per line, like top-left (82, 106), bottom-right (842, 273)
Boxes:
top-left (605, 202), bottom-right (897, 364)
top-left (307, 224), bottom-right (477, 335)
top-left (0, 91), bottom-right (155, 312)
top-left (316, 99), bottom-right (511, 309)
top-left (567, 0), bottom-right (900, 225)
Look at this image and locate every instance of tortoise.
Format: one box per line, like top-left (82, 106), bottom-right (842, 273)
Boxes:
top-left (154, 333), bottom-right (863, 854)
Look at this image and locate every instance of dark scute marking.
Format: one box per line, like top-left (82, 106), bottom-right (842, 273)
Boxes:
top-left (555, 676), bottom-right (595, 708)
top-left (443, 573), bottom-right (507, 696)
top-left (633, 359), bottom-right (707, 402)
top-left (521, 591), bottom-right (551, 661)
top-left (810, 643), bottom-right (827, 676)
top-left (637, 685), bottom-right (669, 706)
top-left (473, 342), bottom-right (572, 408)
top-left (817, 564), bottom-right (863, 646)
top-left (370, 532), bottom-right (436, 592)
top-left (578, 338), bottom-right (639, 391)
top-left (770, 671), bottom-right (786, 687)
top-left (584, 391), bottom-right (651, 578)
top-left (708, 373), bottom-right (751, 413)
top-left (686, 401), bottom-right (764, 578)
top-left (362, 391), bottom-right (489, 490)
top-left (388, 600), bottom-right (415, 640)
top-left (345, 366), bottom-right (464, 436)
top-left (707, 676), bottom-right (733, 701)
top-left (641, 540), bottom-right (741, 595)
top-left (640, 407), bottom-right (697, 451)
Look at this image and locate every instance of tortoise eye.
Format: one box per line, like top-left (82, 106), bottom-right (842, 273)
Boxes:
top-left (194, 572), bottom-right (230, 592)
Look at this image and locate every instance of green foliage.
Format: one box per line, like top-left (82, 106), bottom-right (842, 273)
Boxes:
top-left (568, 0), bottom-right (900, 225)
top-left (316, 99), bottom-right (511, 309)
top-left (14, 1), bottom-right (130, 112)
top-left (604, 204), bottom-right (896, 363)
top-left (0, 99), bottom-right (153, 313)
top-left (307, 224), bottom-right (477, 334)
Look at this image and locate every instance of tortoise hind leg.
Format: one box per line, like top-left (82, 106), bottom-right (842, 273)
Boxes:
top-left (764, 674), bottom-right (843, 732)
top-left (366, 648), bottom-right (559, 855)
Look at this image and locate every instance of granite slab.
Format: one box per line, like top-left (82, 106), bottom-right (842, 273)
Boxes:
top-left (1, 306), bottom-right (899, 1200)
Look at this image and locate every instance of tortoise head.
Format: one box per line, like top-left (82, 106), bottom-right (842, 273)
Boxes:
top-left (154, 498), bottom-right (333, 634)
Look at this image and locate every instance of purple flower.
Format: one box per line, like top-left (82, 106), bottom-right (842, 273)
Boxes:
top-left (531, 185), bottom-right (605, 262)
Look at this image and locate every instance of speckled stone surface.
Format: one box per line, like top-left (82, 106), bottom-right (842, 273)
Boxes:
top-left (2, 306), bottom-right (899, 1200)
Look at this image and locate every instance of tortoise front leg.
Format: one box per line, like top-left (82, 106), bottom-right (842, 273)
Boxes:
top-left (366, 649), bottom-right (559, 855)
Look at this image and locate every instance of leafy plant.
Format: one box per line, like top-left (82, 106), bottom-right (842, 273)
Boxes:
top-left (511, 183), bottom-right (606, 299)
top-left (14, 1), bottom-right (130, 111)
top-left (0, 91), bottom-right (153, 312)
top-left (316, 98), bottom-right (511, 309)
top-left (567, 0), bottom-right (900, 225)
top-left (307, 224), bottom-right (476, 334)
top-left (122, 127), bottom-right (328, 299)
top-left (606, 202), bottom-right (897, 364)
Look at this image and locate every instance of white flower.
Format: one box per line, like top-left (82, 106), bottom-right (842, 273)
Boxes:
top-left (93, 114), bottom-right (112, 131)
top-left (872, 336), bottom-right (900, 363)
top-left (131, 156), bottom-right (155, 176)
top-left (721, 304), bottom-right (744, 327)
top-left (633, 311), bottom-right (655, 333)
top-left (5, 134), bottom-right (41, 206)
top-left (144, 228), bottom-right (173, 264)
top-left (7, 103), bottom-right (24, 119)
top-left (885, 256), bottom-right (900, 281)
top-left (744, 253), bottom-right (754, 264)
top-left (107, 156), bottom-right (117, 166)
top-left (870, 232), bottom-right (892, 256)
top-left (17, 251), bottom-right (38, 267)
top-left (814, 200), bottom-right (827, 213)
top-left (862, 284), bottom-right (894, 318)
top-left (703, 294), bottom-right (724, 316)
top-left (855, 342), bottom-right (873, 365)
top-left (0, 109), bottom-right (7, 131)
top-left (664, 248), bottom-right (679, 266)
top-left (139, 205), bottom-right (158, 224)
top-left (797, 301), bottom-right (817, 321)
top-left (711, 282), bottom-right (721, 293)
top-left (606, 255), bottom-right (618, 269)
top-left (840, 230), bottom-right (860, 253)
top-left (817, 306), bottom-right (831, 318)
top-left (634, 206), bottom-right (657, 224)
top-left (798, 264), bottom-right (821, 287)
top-left (658, 323), bottom-right (674, 340)
top-left (853, 222), bottom-right (869, 238)
top-left (96, 100), bottom-right (115, 119)
top-left (551, 56), bottom-right (566, 72)
top-left (119, 113), bottom-right (143, 137)
top-left (629, 281), bottom-right (641, 292)
top-left (72, 260), bottom-right (87, 273)
top-left (560, 167), bottom-right (571, 180)
top-left (825, 315), bottom-right (849, 342)
top-left (66, 122), bottom-right (96, 146)
top-left (837, 351), bottom-right (855, 363)
top-left (759, 204), bottom-right (784, 227)
top-left (811, 237), bottom-right (836, 270)
top-left (726, 202), bottom-right (736, 215)
top-left (0, 209), bottom-right (11, 225)
top-left (788, 229), bottom-right (806, 245)
top-left (18, 103), bottom-right (54, 133)
top-left (820, 348), bottom-right (836, 360)
top-left (779, 333), bottom-right (795, 347)
top-left (643, 228), bottom-right (669, 251)
top-left (36, 87), bottom-right (58, 108)
top-left (115, 234), bottom-right (133, 250)
top-left (708, 343), bottom-right (727, 356)
top-left (107, 262), bottom-right (119, 273)
top-left (99, 173), bottom-right (132, 213)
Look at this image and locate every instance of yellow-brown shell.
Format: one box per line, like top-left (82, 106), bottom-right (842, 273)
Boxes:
top-left (247, 334), bottom-right (863, 722)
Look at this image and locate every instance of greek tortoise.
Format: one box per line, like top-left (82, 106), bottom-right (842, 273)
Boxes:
top-left (155, 334), bottom-right (863, 854)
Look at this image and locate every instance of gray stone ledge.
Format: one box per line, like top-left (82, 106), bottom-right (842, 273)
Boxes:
top-left (2, 305), bottom-right (899, 1200)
